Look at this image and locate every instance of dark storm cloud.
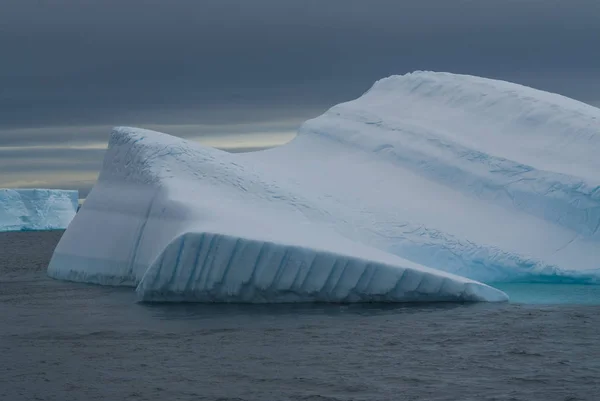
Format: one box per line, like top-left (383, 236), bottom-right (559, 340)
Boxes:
top-left (1, 0), bottom-right (600, 132)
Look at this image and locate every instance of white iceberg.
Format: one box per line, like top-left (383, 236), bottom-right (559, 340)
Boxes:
top-left (48, 71), bottom-right (600, 302)
top-left (0, 188), bottom-right (78, 232)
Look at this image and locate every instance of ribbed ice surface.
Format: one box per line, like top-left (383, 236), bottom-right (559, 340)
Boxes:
top-left (137, 233), bottom-right (503, 303)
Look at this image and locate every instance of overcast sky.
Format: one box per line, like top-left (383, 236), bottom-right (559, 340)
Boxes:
top-left (2, 0), bottom-right (599, 196)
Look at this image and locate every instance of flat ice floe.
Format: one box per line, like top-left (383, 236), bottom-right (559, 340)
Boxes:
top-left (0, 188), bottom-right (78, 232)
top-left (48, 71), bottom-right (600, 302)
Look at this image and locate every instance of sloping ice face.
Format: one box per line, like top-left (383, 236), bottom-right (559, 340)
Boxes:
top-left (136, 232), bottom-right (506, 303)
top-left (0, 188), bottom-right (78, 232)
top-left (48, 71), bottom-right (600, 303)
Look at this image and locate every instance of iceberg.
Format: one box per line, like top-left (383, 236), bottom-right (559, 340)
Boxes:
top-left (0, 188), bottom-right (78, 232)
top-left (48, 71), bottom-right (600, 302)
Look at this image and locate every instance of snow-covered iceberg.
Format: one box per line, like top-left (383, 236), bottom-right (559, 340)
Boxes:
top-left (0, 189), bottom-right (78, 232)
top-left (48, 71), bottom-right (600, 302)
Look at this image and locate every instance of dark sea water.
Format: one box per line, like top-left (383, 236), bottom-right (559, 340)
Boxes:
top-left (1, 231), bottom-right (599, 401)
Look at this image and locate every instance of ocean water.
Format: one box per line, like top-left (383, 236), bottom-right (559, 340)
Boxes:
top-left (1, 231), bottom-right (599, 401)
top-left (495, 283), bottom-right (600, 306)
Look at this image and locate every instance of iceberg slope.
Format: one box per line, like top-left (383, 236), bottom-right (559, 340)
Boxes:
top-left (48, 71), bottom-right (600, 302)
top-left (0, 189), bottom-right (78, 232)
top-left (242, 71), bottom-right (600, 283)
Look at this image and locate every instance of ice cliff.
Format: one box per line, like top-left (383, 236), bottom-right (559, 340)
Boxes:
top-left (0, 189), bottom-right (78, 232)
top-left (47, 71), bottom-right (600, 302)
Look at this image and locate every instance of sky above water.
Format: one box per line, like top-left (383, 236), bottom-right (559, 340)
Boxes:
top-left (2, 0), bottom-right (599, 196)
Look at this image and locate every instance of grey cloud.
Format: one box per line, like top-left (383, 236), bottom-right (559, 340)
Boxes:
top-left (0, 148), bottom-right (105, 168)
top-left (0, 127), bottom-right (112, 147)
top-left (1, 0), bottom-right (599, 132)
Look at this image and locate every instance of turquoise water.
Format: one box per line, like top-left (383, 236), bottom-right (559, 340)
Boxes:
top-left (494, 283), bottom-right (600, 305)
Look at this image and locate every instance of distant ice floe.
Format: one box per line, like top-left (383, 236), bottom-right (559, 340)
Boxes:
top-left (0, 188), bottom-right (78, 232)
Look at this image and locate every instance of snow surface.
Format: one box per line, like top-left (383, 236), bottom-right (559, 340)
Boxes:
top-left (48, 71), bottom-right (600, 302)
top-left (0, 189), bottom-right (78, 232)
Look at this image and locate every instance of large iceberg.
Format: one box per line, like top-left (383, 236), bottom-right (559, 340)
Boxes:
top-left (48, 71), bottom-right (600, 302)
top-left (0, 189), bottom-right (78, 232)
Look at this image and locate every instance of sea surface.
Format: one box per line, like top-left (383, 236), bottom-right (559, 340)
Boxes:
top-left (1, 231), bottom-right (599, 401)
